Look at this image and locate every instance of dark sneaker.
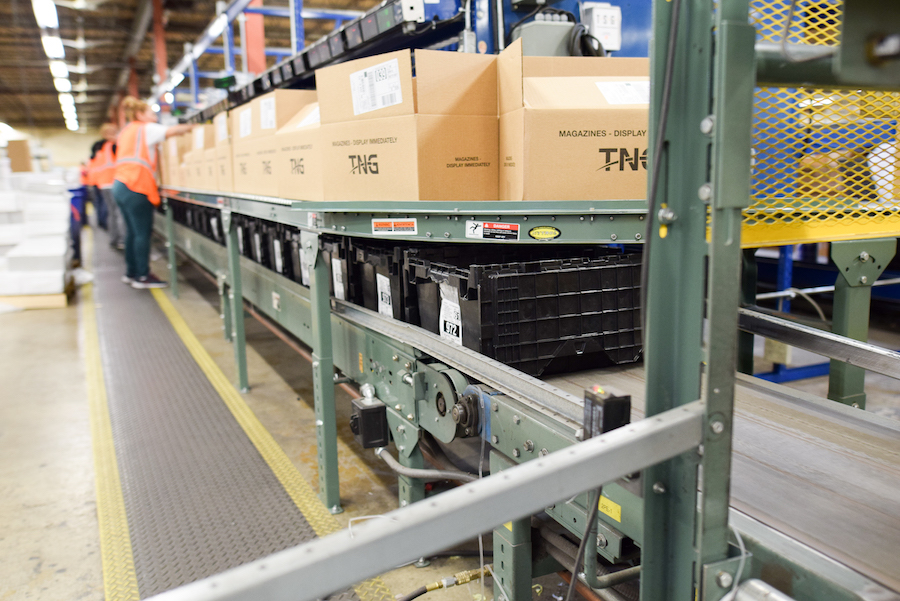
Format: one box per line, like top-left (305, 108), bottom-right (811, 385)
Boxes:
top-left (121, 275), bottom-right (134, 284)
top-left (131, 274), bottom-right (168, 289)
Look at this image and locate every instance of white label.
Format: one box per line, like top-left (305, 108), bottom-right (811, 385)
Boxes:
top-left (239, 109), bottom-right (253, 138)
top-left (586, 3), bottom-right (622, 52)
top-left (253, 232), bottom-right (263, 262)
top-left (168, 138), bottom-right (178, 159)
top-left (273, 239), bottom-right (283, 273)
top-left (210, 217), bottom-right (219, 241)
top-left (307, 212), bottom-right (318, 228)
top-left (271, 291), bottom-right (281, 312)
top-left (216, 117), bottom-right (228, 143)
top-left (371, 218), bottom-right (417, 236)
top-left (193, 127), bottom-right (205, 151)
top-left (236, 226), bottom-right (245, 254)
top-left (350, 58), bottom-right (403, 116)
top-left (376, 273), bottom-right (393, 317)
top-left (299, 245), bottom-right (310, 286)
top-left (260, 97), bottom-right (277, 130)
top-left (439, 283), bottom-right (462, 346)
top-left (595, 81), bottom-right (650, 105)
top-left (331, 257), bottom-right (345, 300)
top-left (296, 106), bottom-right (321, 129)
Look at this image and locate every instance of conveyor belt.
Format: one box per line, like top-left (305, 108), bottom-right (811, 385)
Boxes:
top-left (547, 366), bottom-right (900, 593)
top-left (87, 233), bottom-right (385, 600)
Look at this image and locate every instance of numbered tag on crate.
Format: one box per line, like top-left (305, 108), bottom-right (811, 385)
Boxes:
top-left (331, 257), bottom-right (345, 300)
top-left (236, 226), bottom-right (245, 255)
top-left (253, 232), bottom-right (263, 263)
top-left (439, 283), bottom-right (462, 346)
top-left (299, 245), bottom-right (311, 286)
top-left (376, 273), bottom-right (393, 317)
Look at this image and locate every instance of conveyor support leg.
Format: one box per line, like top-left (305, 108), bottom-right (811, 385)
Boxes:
top-left (828, 238), bottom-right (896, 409)
top-left (491, 451), bottom-right (532, 601)
top-left (223, 207), bottom-right (249, 392)
top-left (165, 198), bottom-right (178, 299)
top-left (397, 446), bottom-right (426, 508)
top-left (302, 230), bottom-right (342, 513)
top-left (738, 249), bottom-right (758, 375)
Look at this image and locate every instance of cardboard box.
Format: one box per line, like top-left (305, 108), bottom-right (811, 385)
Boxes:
top-left (214, 111), bottom-right (231, 147)
top-left (7, 140), bottom-right (32, 173)
top-left (498, 39), bottom-right (649, 201)
top-left (193, 123), bottom-right (216, 152)
top-left (204, 148), bottom-right (217, 191)
top-left (230, 90), bottom-right (318, 143)
top-left (316, 49), bottom-right (498, 201)
top-left (216, 143), bottom-right (233, 193)
top-left (275, 103), bottom-right (324, 201)
top-left (232, 136), bottom-right (279, 197)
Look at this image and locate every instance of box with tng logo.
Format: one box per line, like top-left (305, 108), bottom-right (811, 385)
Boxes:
top-left (315, 49), bottom-right (498, 201)
top-left (274, 103), bottom-right (324, 201)
top-left (499, 39), bottom-right (649, 201)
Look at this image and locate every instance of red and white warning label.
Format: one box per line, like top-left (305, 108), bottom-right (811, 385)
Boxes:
top-left (372, 218), bottom-right (418, 235)
top-left (465, 220), bottom-right (520, 240)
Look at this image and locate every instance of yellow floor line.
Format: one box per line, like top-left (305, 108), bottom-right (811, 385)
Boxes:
top-left (150, 288), bottom-right (393, 601)
top-left (83, 282), bottom-right (141, 601)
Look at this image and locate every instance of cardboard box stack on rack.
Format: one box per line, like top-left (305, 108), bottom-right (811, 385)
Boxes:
top-left (160, 40), bottom-right (650, 203)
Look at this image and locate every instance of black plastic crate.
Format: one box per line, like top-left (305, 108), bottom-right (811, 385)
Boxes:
top-left (407, 253), bottom-right (643, 376)
top-left (320, 236), bottom-right (352, 301)
top-left (289, 230), bottom-right (310, 287)
top-left (267, 223), bottom-right (294, 279)
top-left (247, 219), bottom-right (272, 268)
top-left (352, 241), bottom-right (412, 321)
top-left (233, 215), bottom-right (253, 259)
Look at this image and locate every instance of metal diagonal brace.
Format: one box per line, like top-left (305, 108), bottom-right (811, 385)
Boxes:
top-left (144, 401), bottom-right (705, 601)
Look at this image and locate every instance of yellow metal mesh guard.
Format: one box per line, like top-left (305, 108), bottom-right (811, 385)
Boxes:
top-left (745, 0), bottom-right (900, 247)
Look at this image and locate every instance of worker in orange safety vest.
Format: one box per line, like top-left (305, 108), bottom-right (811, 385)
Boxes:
top-left (113, 96), bottom-right (192, 289)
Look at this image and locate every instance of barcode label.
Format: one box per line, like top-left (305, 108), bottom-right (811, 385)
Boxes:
top-left (273, 239), bottom-right (283, 273)
top-left (193, 127), bottom-right (205, 151)
top-left (376, 273), bottom-right (393, 317)
top-left (239, 109), bottom-right (252, 138)
top-left (331, 257), bottom-right (345, 300)
top-left (349, 58), bottom-right (403, 116)
top-left (260, 97), bottom-right (276, 130)
top-left (216, 117), bottom-right (228, 143)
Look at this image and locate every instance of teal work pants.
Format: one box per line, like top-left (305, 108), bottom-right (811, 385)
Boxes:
top-left (113, 180), bottom-right (155, 279)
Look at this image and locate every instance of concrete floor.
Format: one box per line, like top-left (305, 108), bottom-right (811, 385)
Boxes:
top-left (2, 229), bottom-right (898, 601)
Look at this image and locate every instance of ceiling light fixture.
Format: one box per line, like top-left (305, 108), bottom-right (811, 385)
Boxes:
top-left (58, 92), bottom-right (75, 106)
top-left (65, 120), bottom-right (79, 132)
top-left (151, 103), bottom-right (161, 112)
top-left (41, 35), bottom-right (66, 59)
top-left (53, 77), bottom-right (72, 92)
top-left (164, 91), bottom-right (174, 104)
top-left (49, 60), bottom-right (69, 78)
top-left (32, 0), bottom-right (59, 29)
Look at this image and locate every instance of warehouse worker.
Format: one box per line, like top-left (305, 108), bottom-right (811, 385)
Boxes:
top-left (113, 96), bottom-right (193, 289)
top-left (94, 123), bottom-right (126, 250)
top-left (86, 143), bottom-right (107, 229)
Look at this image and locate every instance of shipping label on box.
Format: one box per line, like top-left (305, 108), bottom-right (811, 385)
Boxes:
top-left (214, 111), bottom-right (231, 146)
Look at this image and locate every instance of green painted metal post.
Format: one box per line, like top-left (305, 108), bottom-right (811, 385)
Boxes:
top-left (738, 249), bottom-right (758, 375)
top-left (640, 0), bottom-right (714, 598)
top-left (223, 207), bottom-right (249, 393)
top-left (491, 451), bottom-right (532, 601)
top-left (828, 239), bottom-right (897, 408)
top-left (301, 230), bottom-right (342, 514)
top-left (397, 447), bottom-right (426, 507)
top-left (164, 198), bottom-right (179, 299)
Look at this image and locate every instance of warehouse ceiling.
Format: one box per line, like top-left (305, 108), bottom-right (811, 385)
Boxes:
top-left (0, 0), bottom-right (375, 130)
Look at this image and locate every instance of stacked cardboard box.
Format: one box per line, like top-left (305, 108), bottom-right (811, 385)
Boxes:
top-left (214, 111), bottom-right (233, 193)
top-left (274, 103), bottom-right (324, 201)
top-left (231, 90), bottom-right (318, 196)
top-left (498, 39), bottom-right (649, 200)
top-left (315, 49), bottom-right (499, 201)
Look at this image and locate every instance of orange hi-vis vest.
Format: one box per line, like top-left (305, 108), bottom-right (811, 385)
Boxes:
top-left (86, 154), bottom-right (100, 187)
top-left (79, 164), bottom-right (88, 186)
top-left (94, 140), bottom-right (117, 189)
top-left (114, 122), bottom-right (160, 206)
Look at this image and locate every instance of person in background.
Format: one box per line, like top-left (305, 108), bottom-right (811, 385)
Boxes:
top-left (113, 96), bottom-right (193, 289)
top-left (93, 123), bottom-right (125, 249)
top-left (86, 142), bottom-right (107, 229)
top-left (78, 161), bottom-right (89, 227)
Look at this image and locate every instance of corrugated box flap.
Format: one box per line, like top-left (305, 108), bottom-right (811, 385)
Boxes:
top-left (414, 50), bottom-right (497, 116)
top-left (523, 76), bottom-right (650, 109)
top-left (276, 103), bottom-right (321, 134)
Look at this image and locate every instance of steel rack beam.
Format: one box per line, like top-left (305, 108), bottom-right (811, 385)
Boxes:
top-left (143, 400), bottom-right (704, 601)
top-left (738, 308), bottom-right (900, 379)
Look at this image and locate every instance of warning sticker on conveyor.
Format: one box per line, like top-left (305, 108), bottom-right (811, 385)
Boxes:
top-left (372, 219), bottom-right (417, 235)
top-left (465, 220), bottom-right (519, 240)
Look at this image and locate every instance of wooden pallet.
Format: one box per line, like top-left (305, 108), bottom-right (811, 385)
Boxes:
top-left (0, 292), bottom-right (69, 310)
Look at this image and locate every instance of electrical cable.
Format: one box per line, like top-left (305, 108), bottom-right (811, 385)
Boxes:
top-left (779, 0), bottom-right (836, 63)
top-left (567, 23), bottom-right (606, 57)
top-left (783, 287), bottom-right (828, 322)
top-left (564, 488), bottom-right (602, 601)
top-left (375, 447), bottom-right (478, 483)
top-left (640, 0), bottom-right (684, 333)
top-left (395, 566), bottom-right (493, 601)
